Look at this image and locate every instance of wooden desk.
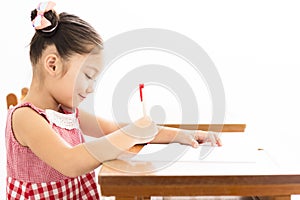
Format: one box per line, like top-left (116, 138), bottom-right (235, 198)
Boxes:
top-left (98, 125), bottom-right (300, 200)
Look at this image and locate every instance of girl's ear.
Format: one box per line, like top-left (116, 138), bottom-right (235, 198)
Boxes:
top-left (44, 54), bottom-right (63, 77)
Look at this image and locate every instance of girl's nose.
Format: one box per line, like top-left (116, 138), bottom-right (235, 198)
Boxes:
top-left (86, 80), bottom-right (95, 93)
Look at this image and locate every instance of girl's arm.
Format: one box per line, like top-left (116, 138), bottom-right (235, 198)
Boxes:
top-left (13, 107), bottom-right (100, 177)
top-left (78, 109), bottom-right (124, 137)
top-left (12, 107), bottom-right (156, 178)
top-left (151, 126), bottom-right (222, 147)
top-left (78, 109), bottom-right (222, 147)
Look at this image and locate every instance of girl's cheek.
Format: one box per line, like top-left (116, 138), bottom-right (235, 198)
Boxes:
top-left (75, 73), bottom-right (84, 85)
top-left (75, 74), bottom-right (89, 90)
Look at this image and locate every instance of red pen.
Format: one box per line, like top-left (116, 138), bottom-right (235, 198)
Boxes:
top-left (139, 83), bottom-right (147, 117)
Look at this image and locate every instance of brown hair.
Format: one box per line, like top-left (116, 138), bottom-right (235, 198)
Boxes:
top-left (30, 9), bottom-right (103, 65)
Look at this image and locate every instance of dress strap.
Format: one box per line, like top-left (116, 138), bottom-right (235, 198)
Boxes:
top-left (9, 102), bottom-right (49, 123)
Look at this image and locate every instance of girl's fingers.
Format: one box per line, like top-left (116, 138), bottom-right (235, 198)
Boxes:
top-left (207, 132), bottom-right (222, 146)
top-left (208, 133), bottom-right (216, 146)
top-left (191, 138), bottom-right (200, 148)
top-left (215, 136), bottom-right (222, 146)
top-left (192, 131), bottom-right (222, 147)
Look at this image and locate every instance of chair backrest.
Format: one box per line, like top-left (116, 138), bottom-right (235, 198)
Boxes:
top-left (6, 87), bottom-right (29, 109)
top-left (6, 93), bottom-right (18, 109)
top-left (21, 87), bottom-right (29, 100)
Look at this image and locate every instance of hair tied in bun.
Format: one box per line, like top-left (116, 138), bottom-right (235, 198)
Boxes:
top-left (32, 1), bottom-right (56, 30)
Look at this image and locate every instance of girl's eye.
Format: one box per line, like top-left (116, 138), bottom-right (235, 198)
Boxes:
top-left (85, 74), bottom-right (92, 80)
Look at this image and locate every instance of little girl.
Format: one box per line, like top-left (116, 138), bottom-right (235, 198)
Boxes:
top-left (6, 2), bottom-right (221, 199)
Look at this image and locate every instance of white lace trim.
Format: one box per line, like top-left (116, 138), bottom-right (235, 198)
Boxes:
top-left (45, 109), bottom-right (79, 130)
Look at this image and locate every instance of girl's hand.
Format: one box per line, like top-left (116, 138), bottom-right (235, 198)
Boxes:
top-left (176, 130), bottom-right (222, 148)
top-left (130, 115), bottom-right (159, 143)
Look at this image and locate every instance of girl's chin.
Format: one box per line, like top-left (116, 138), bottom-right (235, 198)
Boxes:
top-left (60, 102), bottom-right (78, 112)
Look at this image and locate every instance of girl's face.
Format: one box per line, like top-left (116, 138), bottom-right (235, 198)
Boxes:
top-left (55, 51), bottom-right (102, 109)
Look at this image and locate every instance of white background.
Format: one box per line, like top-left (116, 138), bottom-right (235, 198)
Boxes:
top-left (1, 0), bottom-right (300, 198)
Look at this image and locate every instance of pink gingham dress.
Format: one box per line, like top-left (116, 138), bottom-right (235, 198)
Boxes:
top-left (6, 102), bottom-right (100, 199)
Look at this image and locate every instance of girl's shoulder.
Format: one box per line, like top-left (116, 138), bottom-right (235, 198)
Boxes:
top-left (10, 102), bottom-right (80, 135)
top-left (8, 102), bottom-right (49, 146)
top-left (9, 102), bottom-right (47, 118)
top-left (9, 102), bottom-right (49, 124)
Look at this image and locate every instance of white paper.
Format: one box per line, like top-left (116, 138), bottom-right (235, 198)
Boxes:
top-left (130, 133), bottom-right (258, 163)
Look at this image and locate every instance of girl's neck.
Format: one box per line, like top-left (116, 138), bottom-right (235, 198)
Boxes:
top-left (58, 104), bottom-right (75, 114)
top-left (22, 86), bottom-right (61, 112)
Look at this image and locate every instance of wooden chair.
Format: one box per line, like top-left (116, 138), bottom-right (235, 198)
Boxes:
top-left (21, 87), bottom-right (29, 100)
top-left (6, 93), bottom-right (18, 109)
top-left (6, 87), bottom-right (29, 109)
